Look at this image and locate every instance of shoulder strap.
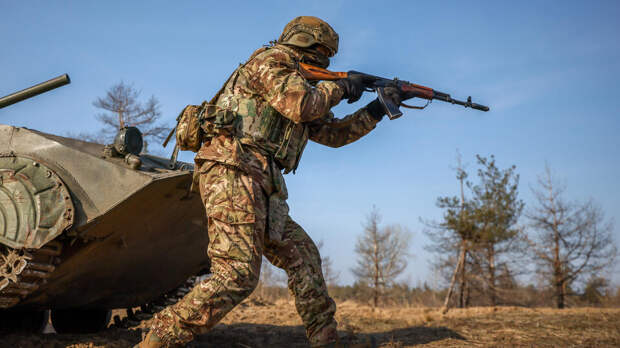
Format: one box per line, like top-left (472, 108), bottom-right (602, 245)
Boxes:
top-left (163, 47), bottom-right (271, 149)
top-left (210, 46), bottom-right (270, 104)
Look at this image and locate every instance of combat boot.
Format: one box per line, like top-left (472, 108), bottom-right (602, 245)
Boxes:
top-left (133, 330), bottom-right (164, 348)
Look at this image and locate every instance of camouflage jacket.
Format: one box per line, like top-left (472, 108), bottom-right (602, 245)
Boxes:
top-left (195, 44), bottom-right (381, 175)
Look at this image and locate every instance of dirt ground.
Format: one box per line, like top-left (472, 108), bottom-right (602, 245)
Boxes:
top-left (1, 299), bottom-right (619, 347)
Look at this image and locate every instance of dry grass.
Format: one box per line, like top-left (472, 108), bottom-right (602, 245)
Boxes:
top-left (206, 299), bottom-right (620, 347)
top-left (1, 300), bottom-right (619, 347)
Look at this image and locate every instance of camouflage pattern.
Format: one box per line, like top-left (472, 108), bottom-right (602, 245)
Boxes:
top-left (151, 159), bottom-right (337, 346)
top-left (174, 103), bottom-right (205, 152)
top-left (196, 43), bottom-right (380, 173)
top-left (150, 38), bottom-right (383, 347)
top-left (278, 16), bottom-right (339, 56)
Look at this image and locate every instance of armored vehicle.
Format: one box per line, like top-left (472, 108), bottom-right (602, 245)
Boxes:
top-left (0, 76), bottom-right (208, 333)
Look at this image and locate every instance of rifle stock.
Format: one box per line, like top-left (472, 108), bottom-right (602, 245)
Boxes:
top-left (299, 62), bottom-right (347, 80)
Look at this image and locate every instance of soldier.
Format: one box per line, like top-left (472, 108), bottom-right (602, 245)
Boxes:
top-left (137, 16), bottom-right (409, 348)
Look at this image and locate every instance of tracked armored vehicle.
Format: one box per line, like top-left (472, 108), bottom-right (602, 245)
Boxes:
top-left (0, 76), bottom-right (208, 333)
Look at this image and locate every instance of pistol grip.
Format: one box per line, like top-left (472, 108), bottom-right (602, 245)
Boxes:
top-left (376, 87), bottom-right (402, 120)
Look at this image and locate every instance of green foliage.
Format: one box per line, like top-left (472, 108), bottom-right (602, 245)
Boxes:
top-left (425, 154), bottom-right (526, 307)
top-left (468, 155), bottom-right (524, 246)
top-left (435, 165), bottom-right (477, 242)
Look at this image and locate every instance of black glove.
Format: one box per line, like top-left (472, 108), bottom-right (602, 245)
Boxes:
top-left (365, 86), bottom-right (404, 121)
top-left (335, 75), bottom-right (366, 104)
top-left (365, 99), bottom-right (385, 121)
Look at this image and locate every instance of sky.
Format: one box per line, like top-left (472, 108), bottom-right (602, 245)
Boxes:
top-left (2, 1), bottom-right (619, 287)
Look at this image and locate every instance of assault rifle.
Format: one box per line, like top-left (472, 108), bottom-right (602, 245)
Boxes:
top-left (298, 62), bottom-right (489, 119)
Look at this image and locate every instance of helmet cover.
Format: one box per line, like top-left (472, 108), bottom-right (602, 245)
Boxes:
top-left (278, 16), bottom-right (339, 56)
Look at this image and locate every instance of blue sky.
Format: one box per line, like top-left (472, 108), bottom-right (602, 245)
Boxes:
top-left (2, 1), bottom-right (619, 287)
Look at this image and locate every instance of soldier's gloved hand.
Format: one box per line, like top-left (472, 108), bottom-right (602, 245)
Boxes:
top-left (335, 75), bottom-right (365, 104)
top-left (365, 86), bottom-right (404, 121)
top-left (365, 99), bottom-right (386, 121)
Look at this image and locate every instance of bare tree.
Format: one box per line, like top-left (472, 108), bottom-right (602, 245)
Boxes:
top-left (580, 276), bottom-right (609, 305)
top-left (91, 81), bottom-right (168, 151)
top-left (352, 207), bottom-right (411, 307)
top-left (317, 240), bottom-right (340, 288)
top-left (527, 166), bottom-right (617, 309)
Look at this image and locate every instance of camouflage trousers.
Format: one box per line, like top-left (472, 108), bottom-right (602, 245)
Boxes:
top-left (150, 162), bottom-right (337, 347)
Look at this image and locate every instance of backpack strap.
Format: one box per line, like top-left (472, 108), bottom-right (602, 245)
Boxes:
top-left (163, 46), bottom-right (271, 149)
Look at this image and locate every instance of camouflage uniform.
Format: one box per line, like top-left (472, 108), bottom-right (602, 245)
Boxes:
top-left (149, 36), bottom-right (381, 347)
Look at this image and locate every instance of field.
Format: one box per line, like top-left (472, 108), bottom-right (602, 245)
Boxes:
top-left (1, 299), bottom-right (619, 347)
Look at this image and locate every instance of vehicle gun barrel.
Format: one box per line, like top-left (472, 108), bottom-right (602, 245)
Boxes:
top-left (0, 74), bottom-right (71, 109)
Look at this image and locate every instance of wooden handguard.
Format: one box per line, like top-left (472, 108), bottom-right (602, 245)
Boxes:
top-left (400, 83), bottom-right (435, 100)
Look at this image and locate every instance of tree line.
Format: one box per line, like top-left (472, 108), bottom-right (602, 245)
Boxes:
top-left (351, 154), bottom-right (617, 309)
top-left (255, 154), bottom-right (617, 310)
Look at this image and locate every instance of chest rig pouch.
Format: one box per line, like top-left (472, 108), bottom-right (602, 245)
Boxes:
top-left (206, 45), bottom-right (312, 173)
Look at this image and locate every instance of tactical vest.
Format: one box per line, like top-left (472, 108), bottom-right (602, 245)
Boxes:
top-left (211, 48), bottom-right (310, 174)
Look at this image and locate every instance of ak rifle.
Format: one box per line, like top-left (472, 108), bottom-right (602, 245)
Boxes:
top-left (298, 62), bottom-right (489, 119)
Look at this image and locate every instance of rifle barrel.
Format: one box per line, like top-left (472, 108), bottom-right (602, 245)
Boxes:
top-left (0, 74), bottom-right (71, 109)
top-left (449, 97), bottom-right (489, 112)
top-left (432, 90), bottom-right (489, 112)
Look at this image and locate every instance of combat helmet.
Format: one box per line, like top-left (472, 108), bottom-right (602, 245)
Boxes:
top-left (278, 16), bottom-right (339, 56)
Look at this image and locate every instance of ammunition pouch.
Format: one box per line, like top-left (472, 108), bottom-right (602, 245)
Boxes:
top-left (172, 99), bottom-right (310, 172)
top-left (171, 102), bottom-right (208, 152)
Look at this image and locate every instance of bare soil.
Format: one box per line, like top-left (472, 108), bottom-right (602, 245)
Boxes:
top-left (1, 299), bottom-right (619, 347)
